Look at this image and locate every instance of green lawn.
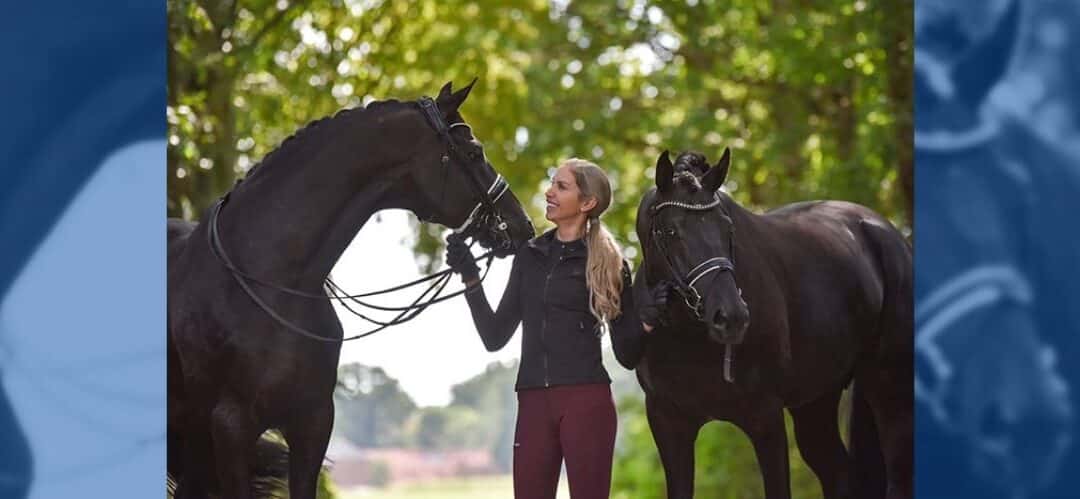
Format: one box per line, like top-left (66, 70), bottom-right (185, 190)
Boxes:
top-left (339, 474), bottom-right (570, 499)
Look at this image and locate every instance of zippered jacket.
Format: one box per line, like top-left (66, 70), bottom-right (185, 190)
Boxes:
top-left (464, 229), bottom-right (646, 391)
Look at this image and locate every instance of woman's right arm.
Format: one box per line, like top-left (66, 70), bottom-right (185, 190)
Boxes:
top-left (462, 254), bottom-right (523, 352)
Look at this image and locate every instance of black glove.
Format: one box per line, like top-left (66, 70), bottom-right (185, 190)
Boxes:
top-left (638, 280), bottom-right (673, 329)
top-left (446, 235), bottom-right (480, 280)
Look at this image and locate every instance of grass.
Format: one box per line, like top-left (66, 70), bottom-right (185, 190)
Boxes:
top-left (338, 474), bottom-right (571, 499)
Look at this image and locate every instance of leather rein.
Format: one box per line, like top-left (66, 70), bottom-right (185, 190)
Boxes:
top-left (206, 97), bottom-right (510, 342)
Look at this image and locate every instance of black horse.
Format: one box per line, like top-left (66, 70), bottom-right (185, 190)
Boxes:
top-left (633, 149), bottom-right (912, 499)
top-left (167, 81), bottom-right (534, 499)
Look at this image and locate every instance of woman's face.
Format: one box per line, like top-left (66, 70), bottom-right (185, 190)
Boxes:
top-left (544, 165), bottom-right (595, 225)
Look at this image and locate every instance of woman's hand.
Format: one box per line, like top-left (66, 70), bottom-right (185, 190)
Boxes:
top-left (446, 234), bottom-right (480, 282)
top-left (638, 280), bottom-right (673, 332)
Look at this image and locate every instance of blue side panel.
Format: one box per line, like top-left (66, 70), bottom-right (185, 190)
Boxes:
top-left (0, 3), bottom-right (165, 498)
top-left (915, 1), bottom-right (1080, 498)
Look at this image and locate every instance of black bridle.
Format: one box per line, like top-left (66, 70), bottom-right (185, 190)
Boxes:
top-left (416, 96), bottom-right (513, 251)
top-left (649, 192), bottom-right (738, 321)
top-left (649, 190), bottom-right (741, 382)
top-left (205, 97), bottom-right (515, 342)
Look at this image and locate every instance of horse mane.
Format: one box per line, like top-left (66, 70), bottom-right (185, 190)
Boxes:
top-left (242, 99), bottom-right (408, 180)
top-left (675, 151), bottom-right (709, 175)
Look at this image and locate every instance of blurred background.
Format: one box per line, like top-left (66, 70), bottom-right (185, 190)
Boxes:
top-left (168, 0), bottom-right (910, 497)
top-left (915, 1), bottom-right (1080, 499)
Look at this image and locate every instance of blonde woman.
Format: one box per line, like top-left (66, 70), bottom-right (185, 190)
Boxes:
top-left (446, 158), bottom-right (671, 499)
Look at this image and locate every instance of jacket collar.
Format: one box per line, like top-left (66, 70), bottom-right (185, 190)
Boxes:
top-left (527, 228), bottom-right (585, 257)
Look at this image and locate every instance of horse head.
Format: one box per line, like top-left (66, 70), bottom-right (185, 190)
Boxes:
top-left (638, 148), bottom-right (749, 344)
top-left (917, 269), bottom-right (1073, 497)
top-left (399, 80), bottom-right (534, 256)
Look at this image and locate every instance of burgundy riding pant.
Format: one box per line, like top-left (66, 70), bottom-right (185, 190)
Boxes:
top-left (513, 383), bottom-right (617, 499)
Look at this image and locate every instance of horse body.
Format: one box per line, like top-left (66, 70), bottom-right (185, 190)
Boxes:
top-left (635, 152), bottom-right (911, 499)
top-left (642, 200), bottom-right (891, 399)
top-left (167, 133), bottom-right (401, 499)
top-left (167, 84), bottom-right (533, 499)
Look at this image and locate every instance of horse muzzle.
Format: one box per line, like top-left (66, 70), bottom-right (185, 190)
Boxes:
top-left (705, 301), bottom-right (749, 344)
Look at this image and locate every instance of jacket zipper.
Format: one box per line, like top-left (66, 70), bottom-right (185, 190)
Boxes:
top-left (541, 254), bottom-right (564, 388)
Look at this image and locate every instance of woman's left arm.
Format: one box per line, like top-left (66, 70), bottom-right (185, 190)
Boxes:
top-left (610, 261), bottom-right (647, 369)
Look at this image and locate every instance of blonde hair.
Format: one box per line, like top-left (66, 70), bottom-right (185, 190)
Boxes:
top-left (562, 158), bottom-right (624, 332)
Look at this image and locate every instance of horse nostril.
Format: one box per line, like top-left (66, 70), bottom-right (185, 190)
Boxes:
top-left (712, 309), bottom-right (726, 325)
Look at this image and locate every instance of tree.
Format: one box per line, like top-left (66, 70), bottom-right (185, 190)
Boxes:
top-left (449, 360), bottom-right (519, 470)
top-left (169, 0), bottom-right (912, 270)
top-left (334, 363), bottom-right (417, 447)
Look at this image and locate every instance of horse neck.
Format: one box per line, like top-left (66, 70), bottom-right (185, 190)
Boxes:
top-left (214, 137), bottom-right (414, 290)
top-left (719, 193), bottom-right (763, 264)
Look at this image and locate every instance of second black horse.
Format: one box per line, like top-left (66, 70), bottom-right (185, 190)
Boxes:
top-left (634, 150), bottom-right (912, 499)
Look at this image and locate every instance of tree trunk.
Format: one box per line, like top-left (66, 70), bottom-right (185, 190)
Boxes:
top-left (883, 1), bottom-right (914, 230)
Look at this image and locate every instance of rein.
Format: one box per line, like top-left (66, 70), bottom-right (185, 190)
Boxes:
top-left (418, 96), bottom-right (512, 245)
top-left (207, 198), bottom-right (495, 342)
top-left (205, 96), bottom-right (511, 342)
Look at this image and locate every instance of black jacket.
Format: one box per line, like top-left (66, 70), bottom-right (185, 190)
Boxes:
top-left (464, 229), bottom-right (647, 391)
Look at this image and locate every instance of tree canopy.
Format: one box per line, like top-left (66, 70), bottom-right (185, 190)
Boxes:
top-left (168, 0), bottom-right (911, 269)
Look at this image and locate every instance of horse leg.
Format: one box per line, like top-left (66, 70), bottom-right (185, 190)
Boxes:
top-left (860, 216), bottom-right (914, 499)
top-left (734, 404), bottom-right (791, 499)
top-left (645, 397), bottom-right (702, 499)
top-left (858, 366), bottom-right (913, 499)
top-left (167, 428), bottom-right (184, 492)
top-left (167, 332), bottom-right (186, 493)
top-left (284, 398), bottom-right (334, 499)
top-left (790, 390), bottom-right (852, 499)
top-left (174, 418), bottom-right (215, 499)
top-left (210, 399), bottom-right (260, 499)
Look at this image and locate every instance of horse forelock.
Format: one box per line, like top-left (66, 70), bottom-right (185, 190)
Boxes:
top-left (673, 171), bottom-right (701, 193)
top-left (674, 151), bottom-right (709, 176)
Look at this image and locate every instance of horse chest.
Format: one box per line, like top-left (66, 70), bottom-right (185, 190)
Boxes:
top-left (639, 344), bottom-right (759, 409)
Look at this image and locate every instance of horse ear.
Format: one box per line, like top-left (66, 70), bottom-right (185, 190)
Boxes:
top-left (438, 77), bottom-right (477, 116)
top-left (437, 81), bottom-right (453, 100)
top-left (655, 150), bottom-right (674, 192)
top-left (702, 147), bottom-right (731, 192)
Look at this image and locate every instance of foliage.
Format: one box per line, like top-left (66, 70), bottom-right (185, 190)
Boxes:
top-left (612, 394), bottom-right (835, 499)
top-left (318, 468), bottom-right (343, 499)
top-left (334, 360), bottom-right (516, 466)
top-left (334, 363), bottom-right (418, 447)
top-left (448, 359), bottom-right (519, 470)
top-left (168, 0), bottom-right (912, 272)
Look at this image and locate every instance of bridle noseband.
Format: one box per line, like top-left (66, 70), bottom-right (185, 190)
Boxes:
top-left (417, 96), bottom-right (512, 250)
top-left (650, 192), bottom-right (738, 320)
